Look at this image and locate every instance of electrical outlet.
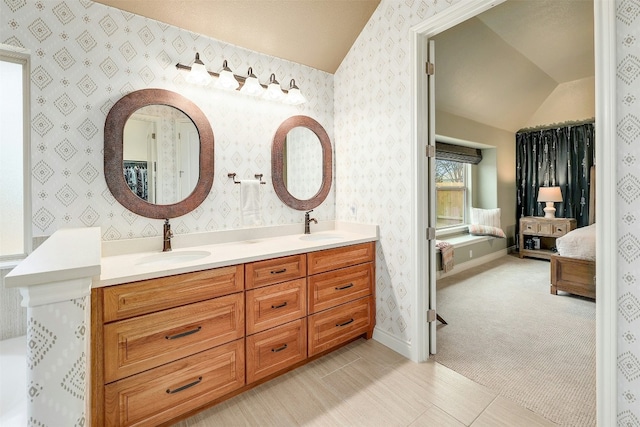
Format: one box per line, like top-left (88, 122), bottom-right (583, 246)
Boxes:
top-left (469, 250), bottom-right (473, 258)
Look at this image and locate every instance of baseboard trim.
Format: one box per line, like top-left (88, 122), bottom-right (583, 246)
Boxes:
top-left (436, 248), bottom-right (509, 280)
top-left (372, 326), bottom-right (412, 360)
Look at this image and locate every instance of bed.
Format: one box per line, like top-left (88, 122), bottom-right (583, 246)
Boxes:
top-left (549, 167), bottom-right (596, 299)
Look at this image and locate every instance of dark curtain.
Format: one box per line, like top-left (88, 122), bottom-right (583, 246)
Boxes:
top-left (516, 122), bottom-right (594, 232)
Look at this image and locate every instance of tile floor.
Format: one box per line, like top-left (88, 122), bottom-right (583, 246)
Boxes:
top-left (0, 336), bottom-right (556, 426)
top-left (172, 338), bottom-right (555, 426)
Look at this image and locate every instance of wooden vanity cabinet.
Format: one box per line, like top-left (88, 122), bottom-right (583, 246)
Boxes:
top-left (245, 257), bottom-right (308, 383)
top-left (92, 266), bottom-right (245, 427)
top-left (307, 242), bottom-right (376, 356)
top-left (92, 242), bottom-right (376, 426)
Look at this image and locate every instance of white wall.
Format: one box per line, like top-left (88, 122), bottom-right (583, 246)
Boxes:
top-left (525, 76), bottom-right (595, 129)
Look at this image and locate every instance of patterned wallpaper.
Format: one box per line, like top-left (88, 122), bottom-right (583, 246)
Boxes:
top-left (0, 0), bottom-right (335, 242)
top-left (335, 0), bottom-right (462, 347)
top-left (615, 0), bottom-right (640, 422)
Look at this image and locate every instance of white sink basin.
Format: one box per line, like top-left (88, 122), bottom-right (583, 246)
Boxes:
top-left (299, 233), bottom-right (344, 241)
top-left (135, 250), bottom-right (211, 266)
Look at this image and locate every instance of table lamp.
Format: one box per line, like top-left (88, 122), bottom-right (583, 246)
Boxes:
top-left (538, 186), bottom-right (563, 219)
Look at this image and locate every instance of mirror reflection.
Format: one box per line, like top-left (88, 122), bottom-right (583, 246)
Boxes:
top-left (123, 105), bottom-right (199, 205)
top-left (283, 126), bottom-right (323, 200)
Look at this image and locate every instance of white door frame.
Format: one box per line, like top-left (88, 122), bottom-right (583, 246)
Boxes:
top-left (411, 1), bottom-right (617, 425)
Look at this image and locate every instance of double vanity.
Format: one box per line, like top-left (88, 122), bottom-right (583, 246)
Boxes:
top-left (6, 222), bottom-right (378, 426)
top-left (3, 88), bottom-right (370, 425)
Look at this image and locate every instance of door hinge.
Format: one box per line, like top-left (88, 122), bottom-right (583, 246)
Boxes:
top-left (426, 309), bottom-right (436, 323)
top-left (426, 61), bottom-right (435, 75)
top-left (151, 133), bottom-right (156, 139)
top-left (426, 227), bottom-right (436, 240)
top-left (426, 145), bottom-right (436, 158)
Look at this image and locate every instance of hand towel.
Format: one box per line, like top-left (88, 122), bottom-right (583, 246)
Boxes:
top-left (435, 240), bottom-right (454, 273)
top-left (241, 179), bottom-right (262, 227)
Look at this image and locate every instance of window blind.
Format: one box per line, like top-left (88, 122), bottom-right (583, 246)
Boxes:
top-left (435, 141), bottom-right (482, 164)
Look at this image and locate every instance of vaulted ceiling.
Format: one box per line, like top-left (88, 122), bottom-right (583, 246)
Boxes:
top-left (93, 0), bottom-right (380, 74)
top-left (433, 0), bottom-right (594, 132)
top-left (94, 0), bottom-right (594, 133)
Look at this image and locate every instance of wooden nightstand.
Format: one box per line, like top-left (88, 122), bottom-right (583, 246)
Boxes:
top-left (519, 217), bottom-right (576, 260)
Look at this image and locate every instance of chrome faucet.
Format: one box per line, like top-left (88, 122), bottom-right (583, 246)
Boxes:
top-left (304, 210), bottom-right (317, 234)
top-left (163, 219), bottom-right (173, 252)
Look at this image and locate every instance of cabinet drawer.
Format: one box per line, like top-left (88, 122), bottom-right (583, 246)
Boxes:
top-left (103, 265), bottom-right (244, 322)
top-left (553, 223), bottom-right (569, 236)
top-left (246, 278), bottom-right (306, 335)
top-left (307, 242), bottom-right (375, 275)
top-left (246, 319), bottom-right (307, 383)
top-left (308, 297), bottom-right (373, 356)
top-left (104, 339), bottom-right (245, 427)
top-left (104, 293), bottom-right (244, 383)
top-left (245, 254), bottom-right (306, 289)
top-left (308, 263), bottom-right (373, 314)
top-left (521, 221), bottom-right (538, 233)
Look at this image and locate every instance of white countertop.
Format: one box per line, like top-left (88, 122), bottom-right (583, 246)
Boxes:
top-left (98, 221), bottom-right (378, 287)
top-left (4, 227), bottom-right (102, 288)
top-left (4, 222), bottom-right (378, 290)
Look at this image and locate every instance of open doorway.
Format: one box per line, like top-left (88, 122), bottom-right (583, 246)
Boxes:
top-left (412, 0), bottom-right (617, 425)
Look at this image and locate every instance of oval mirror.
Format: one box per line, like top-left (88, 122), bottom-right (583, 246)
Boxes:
top-left (105, 89), bottom-right (214, 219)
top-left (272, 115), bottom-right (332, 210)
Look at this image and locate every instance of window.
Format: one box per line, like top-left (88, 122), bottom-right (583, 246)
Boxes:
top-left (435, 159), bottom-right (470, 229)
top-left (0, 49), bottom-right (30, 259)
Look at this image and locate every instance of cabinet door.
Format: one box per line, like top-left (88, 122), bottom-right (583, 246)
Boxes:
top-left (307, 242), bottom-right (375, 275)
top-left (308, 297), bottom-right (372, 356)
top-left (308, 263), bottom-right (373, 314)
top-left (104, 293), bottom-right (244, 383)
top-left (246, 319), bottom-right (307, 383)
top-left (246, 278), bottom-right (306, 335)
top-left (245, 254), bottom-right (306, 289)
top-left (538, 222), bottom-right (552, 235)
top-left (103, 265), bottom-right (244, 322)
top-left (104, 340), bottom-right (245, 427)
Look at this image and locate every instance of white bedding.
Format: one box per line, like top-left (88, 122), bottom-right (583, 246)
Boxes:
top-left (555, 223), bottom-right (596, 261)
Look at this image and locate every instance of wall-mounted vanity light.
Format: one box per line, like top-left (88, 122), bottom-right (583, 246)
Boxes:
top-left (184, 53), bottom-right (212, 86)
top-left (176, 53), bottom-right (307, 105)
top-left (215, 60), bottom-right (239, 90)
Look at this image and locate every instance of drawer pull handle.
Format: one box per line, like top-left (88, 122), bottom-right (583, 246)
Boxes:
top-left (271, 268), bottom-right (287, 274)
top-left (336, 318), bottom-right (354, 327)
top-left (165, 326), bottom-right (202, 340)
top-left (272, 344), bottom-right (288, 353)
top-left (271, 302), bottom-right (288, 309)
top-left (335, 283), bottom-right (354, 291)
top-left (166, 376), bottom-right (202, 394)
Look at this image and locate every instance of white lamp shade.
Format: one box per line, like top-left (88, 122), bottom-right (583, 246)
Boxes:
top-left (240, 75), bottom-right (264, 96)
top-left (215, 69), bottom-right (239, 90)
top-left (185, 62), bottom-right (212, 86)
top-left (263, 82), bottom-right (285, 101)
top-left (538, 186), bottom-right (563, 202)
top-left (284, 87), bottom-right (307, 105)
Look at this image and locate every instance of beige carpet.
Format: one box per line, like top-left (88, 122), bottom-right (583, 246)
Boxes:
top-left (434, 254), bottom-right (596, 427)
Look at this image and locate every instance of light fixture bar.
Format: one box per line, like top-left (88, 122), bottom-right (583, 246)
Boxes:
top-left (175, 62), bottom-right (291, 94)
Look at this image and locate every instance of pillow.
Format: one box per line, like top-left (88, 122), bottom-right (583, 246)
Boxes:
top-left (469, 223), bottom-right (506, 238)
top-left (471, 208), bottom-right (501, 228)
